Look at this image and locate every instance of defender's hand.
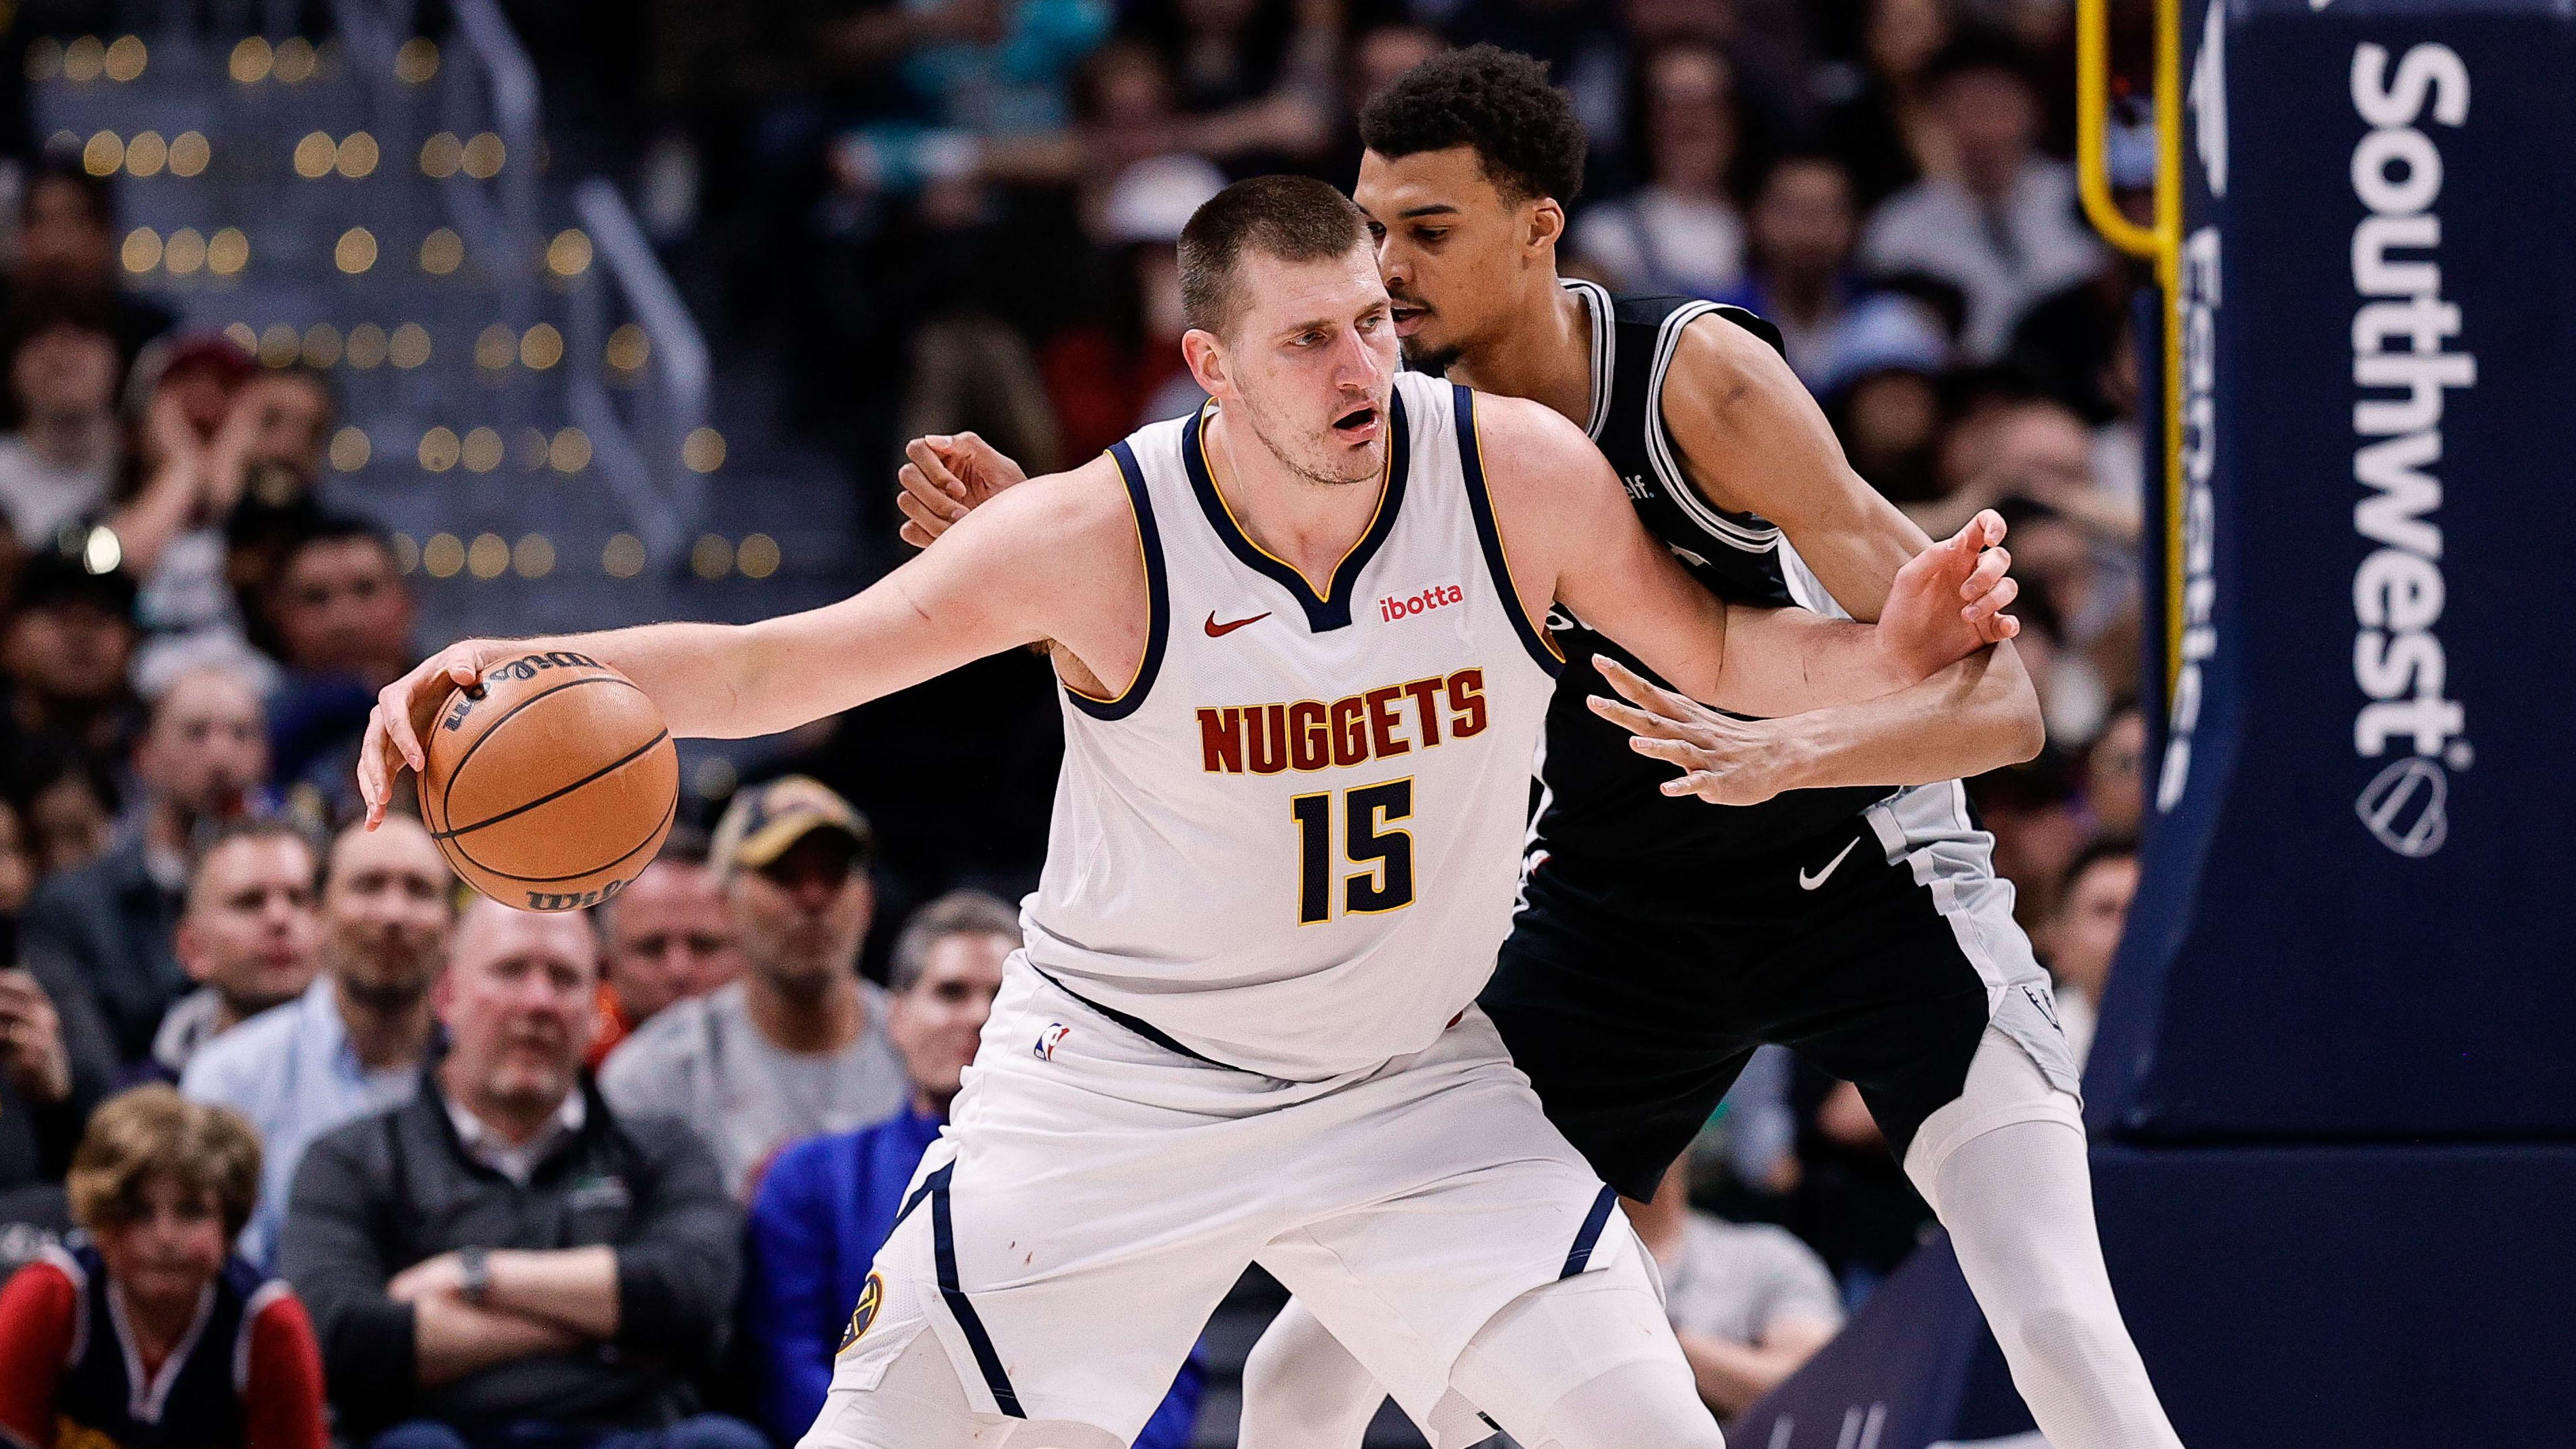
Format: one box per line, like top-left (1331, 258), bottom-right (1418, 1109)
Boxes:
top-left (1585, 657), bottom-right (1813, 807)
top-left (356, 641), bottom-right (514, 827)
top-left (1877, 510), bottom-right (2018, 681)
top-left (896, 432), bottom-right (1027, 548)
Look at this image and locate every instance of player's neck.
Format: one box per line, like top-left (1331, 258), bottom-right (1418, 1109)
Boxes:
top-left (1202, 407), bottom-right (1388, 595)
top-left (1445, 276), bottom-right (1595, 430)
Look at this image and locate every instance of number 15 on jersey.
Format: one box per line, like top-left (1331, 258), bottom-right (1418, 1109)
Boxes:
top-left (1289, 780), bottom-right (1417, 924)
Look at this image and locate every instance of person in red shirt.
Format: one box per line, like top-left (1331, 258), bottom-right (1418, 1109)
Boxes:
top-left (0, 1085), bottom-right (326, 1449)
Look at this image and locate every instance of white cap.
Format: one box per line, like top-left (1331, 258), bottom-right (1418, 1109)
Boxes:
top-left (1101, 154), bottom-right (1228, 245)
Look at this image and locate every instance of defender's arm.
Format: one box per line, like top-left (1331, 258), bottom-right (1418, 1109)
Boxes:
top-left (1473, 393), bottom-right (2013, 719)
top-left (1653, 314), bottom-right (2047, 779)
top-left (358, 456), bottom-right (1141, 821)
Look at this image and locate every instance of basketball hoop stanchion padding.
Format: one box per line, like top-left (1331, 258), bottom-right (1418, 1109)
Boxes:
top-left (2090, 0), bottom-right (2576, 1439)
top-left (1732, 0), bottom-right (2576, 1442)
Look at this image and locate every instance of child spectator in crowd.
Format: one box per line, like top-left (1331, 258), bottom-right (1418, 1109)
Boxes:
top-left (588, 829), bottom-right (742, 1070)
top-left (0, 1086), bottom-right (326, 1449)
top-left (742, 890), bottom-right (1205, 1449)
top-left (153, 822), bottom-right (324, 1084)
top-left (600, 777), bottom-right (907, 1201)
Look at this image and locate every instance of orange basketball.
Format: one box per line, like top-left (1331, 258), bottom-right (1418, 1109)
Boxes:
top-left (415, 650), bottom-right (679, 911)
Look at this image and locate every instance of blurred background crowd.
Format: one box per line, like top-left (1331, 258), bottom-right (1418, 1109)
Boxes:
top-left (0, 0), bottom-right (2159, 1444)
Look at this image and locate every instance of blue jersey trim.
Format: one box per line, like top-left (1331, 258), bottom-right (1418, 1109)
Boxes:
top-left (1454, 386), bottom-right (1566, 677)
top-left (1063, 441), bottom-right (1171, 721)
top-left (1179, 392), bottom-right (1410, 633)
top-left (926, 1162), bottom-right (1026, 1417)
top-left (1560, 1184), bottom-right (1619, 1277)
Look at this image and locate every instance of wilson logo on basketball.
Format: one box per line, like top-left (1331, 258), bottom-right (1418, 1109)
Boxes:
top-left (1376, 583), bottom-right (1463, 623)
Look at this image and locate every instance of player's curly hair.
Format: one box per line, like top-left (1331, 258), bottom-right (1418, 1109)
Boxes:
top-left (1359, 43), bottom-right (1586, 206)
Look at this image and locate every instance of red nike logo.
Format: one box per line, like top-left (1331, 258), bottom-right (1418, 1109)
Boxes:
top-left (1205, 611), bottom-right (1270, 638)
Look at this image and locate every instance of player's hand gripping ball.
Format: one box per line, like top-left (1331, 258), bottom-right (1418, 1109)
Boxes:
top-left (415, 652), bottom-right (679, 911)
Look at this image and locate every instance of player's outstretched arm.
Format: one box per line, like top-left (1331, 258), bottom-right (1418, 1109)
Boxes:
top-left (1633, 311), bottom-right (2046, 795)
top-left (1475, 393), bottom-right (2015, 719)
top-left (356, 455), bottom-right (1139, 823)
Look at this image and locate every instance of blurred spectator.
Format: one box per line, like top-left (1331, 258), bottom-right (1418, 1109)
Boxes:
top-left (0, 288), bottom-right (121, 550)
top-left (183, 817), bottom-right (454, 1271)
top-left (5, 739), bottom-right (118, 878)
top-left (1818, 301), bottom-right (1951, 503)
top-left (1040, 152), bottom-right (1226, 459)
top-left (1718, 153), bottom-right (1858, 385)
top-left (1120, 0), bottom-right (1338, 175)
top-left (2043, 834), bottom-right (2137, 1066)
top-left (153, 823), bottom-right (324, 1084)
top-left (22, 664), bottom-right (269, 1066)
top-left (0, 1086), bottom-right (326, 1449)
top-left (109, 341), bottom-right (336, 699)
top-left (1857, 33), bottom-right (2101, 362)
top-left (0, 547), bottom-right (139, 775)
top-left (588, 830), bottom-right (743, 1070)
top-left (601, 778), bottom-right (906, 1200)
top-left (1787, 1059), bottom-right (1929, 1300)
top-left (1445, 0), bottom-right (1628, 155)
top-left (0, 151), bottom-right (174, 381)
top-left (1969, 752), bottom-right (2086, 931)
top-left (740, 892), bottom-right (1189, 1444)
top-left (261, 514), bottom-right (417, 821)
top-left (0, 938), bottom-right (115, 1226)
top-left (1321, 22), bottom-right (1443, 189)
top-left (1623, 1159), bottom-right (1843, 1420)
top-left (1813, 0), bottom-right (1954, 208)
top-left (0, 797), bottom-right (31, 914)
top-left (1572, 39), bottom-right (1745, 298)
top-left (283, 899), bottom-right (754, 1449)
top-left (2085, 702), bottom-right (2145, 835)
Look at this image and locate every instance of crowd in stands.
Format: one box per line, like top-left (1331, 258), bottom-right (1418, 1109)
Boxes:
top-left (0, 0), bottom-right (2160, 1442)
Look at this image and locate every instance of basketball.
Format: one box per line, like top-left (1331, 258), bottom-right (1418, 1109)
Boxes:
top-left (415, 650), bottom-right (679, 911)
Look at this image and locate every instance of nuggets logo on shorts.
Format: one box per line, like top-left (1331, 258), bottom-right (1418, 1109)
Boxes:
top-left (837, 1273), bottom-right (884, 1354)
top-left (1034, 1022), bottom-right (1072, 1060)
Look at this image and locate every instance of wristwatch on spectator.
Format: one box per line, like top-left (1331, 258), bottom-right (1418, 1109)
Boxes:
top-left (457, 1245), bottom-right (493, 1306)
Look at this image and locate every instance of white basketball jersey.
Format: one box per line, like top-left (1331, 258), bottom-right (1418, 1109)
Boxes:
top-left (1021, 371), bottom-right (1566, 1080)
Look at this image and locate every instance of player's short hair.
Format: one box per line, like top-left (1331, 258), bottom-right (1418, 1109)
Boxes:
top-left (68, 1086), bottom-right (263, 1241)
top-left (1360, 43), bottom-right (1587, 206)
top-left (1177, 174), bottom-right (1371, 338)
top-left (888, 890), bottom-right (1022, 994)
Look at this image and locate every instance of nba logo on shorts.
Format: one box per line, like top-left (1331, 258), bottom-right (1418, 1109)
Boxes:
top-left (1034, 1023), bottom-right (1072, 1060)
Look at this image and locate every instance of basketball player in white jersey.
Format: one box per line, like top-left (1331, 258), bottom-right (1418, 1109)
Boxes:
top-left (354, 176), bottom-right (2022, 1449)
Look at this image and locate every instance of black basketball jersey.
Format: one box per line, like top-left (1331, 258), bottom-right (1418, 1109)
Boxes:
top-left (50, 1241), bottom-right (276, 1449)
top-left (1530, 280), bottom-right (1896, 867)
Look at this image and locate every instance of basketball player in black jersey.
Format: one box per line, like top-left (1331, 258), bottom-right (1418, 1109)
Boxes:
top-left (893, 46), bottom-right (2182, 1449)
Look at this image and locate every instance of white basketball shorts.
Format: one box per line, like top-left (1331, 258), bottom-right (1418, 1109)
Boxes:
top-left (806, 958), bottom-right (1636, 1444)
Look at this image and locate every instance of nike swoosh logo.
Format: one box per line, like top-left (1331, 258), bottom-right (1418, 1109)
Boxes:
top-left (1205, 611), bottom-right (1270, 638)
top-left (1798, 836), bottom-right (1861, 891)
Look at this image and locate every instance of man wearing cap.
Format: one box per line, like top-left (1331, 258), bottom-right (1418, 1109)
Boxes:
top-left (599, 777), bottom-right (907, 1201)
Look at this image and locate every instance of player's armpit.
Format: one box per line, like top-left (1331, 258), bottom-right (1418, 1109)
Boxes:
top-left (1658, 313), bottom-right (1929, 621)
